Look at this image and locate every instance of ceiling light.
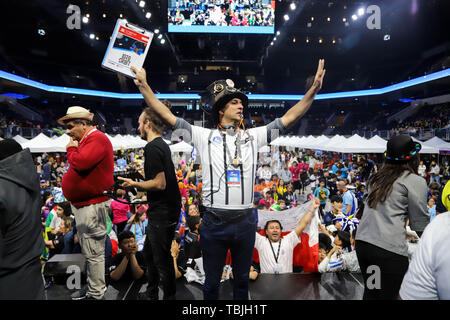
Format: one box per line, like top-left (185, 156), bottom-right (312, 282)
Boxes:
top-left (102, 13), bottom-right (106, 18)
top-left (306, 37), bottom-right (309, 43)
top-left (158, 34), bottom-right (163, 39)
top-left (86, 13), bottom-right (90, 18)
top-left (274, 37), bottom-right (277, 41)
top-left (160, 39), bottom-right (165, 44)
top-left (351, 14), bottom-right (358, 20)
top-left (318, 38), bottom-right (323, 43)
top-left (283, 14), bottom-right (290, 21)
top-left (293, 37), bottom-right (296, 43)
top-left (37, 29), bottom-right (45, 36)
top-left (146, 12), bottom-right (151, 19)
top-left (290, 3), bottom-right (296, 10)
top-left (311, 16), bottom-right (314, 21)
top-left (342, 17), bottom-right (347, 22)
top-left (358, 8), bottom-right (365, 16)
top-left (82, 16), bottom-right (89, 23)
top-left (384, 34), bottom-right (391, 41)
top-left (96, 36), bottom-right (99, 40)
top-left (327, 17), bottom-right (331, 22)
top-left (332, 39), bottom-right (336, 44)
top-left (270, 42), bottom-right (274, 46)
top-left (276, 31), bottom-right (280, 35)
top-left (89, 33), bottom-right (95, 39)
top-left (154, 29), bottom-right (160, 34)
top-left (139, 1), bottom-right (145, 8)
top-left (120, 13), bottom-right (123, 18)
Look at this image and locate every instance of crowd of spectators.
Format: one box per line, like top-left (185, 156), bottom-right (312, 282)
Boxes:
top-left (35, 141), bottom-right (449, 291)
top-left (388, 103), bottom-right (450, 136)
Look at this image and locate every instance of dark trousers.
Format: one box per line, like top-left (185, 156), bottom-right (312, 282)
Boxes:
top-left (143, 220), bottom-right (177, 300)
top-left (200, 208), bottom-right (256, 300)
top-left (355, 240), bottom-right (409, 300)
top-left (115, 220), bottom-right (128, 235)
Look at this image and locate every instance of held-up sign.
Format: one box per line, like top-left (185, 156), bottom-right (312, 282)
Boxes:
top-left (102, 19), bottom-right (153, 78)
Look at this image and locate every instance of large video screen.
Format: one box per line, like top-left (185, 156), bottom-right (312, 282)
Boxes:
top-left (168, 0), bottom-right (275, 34)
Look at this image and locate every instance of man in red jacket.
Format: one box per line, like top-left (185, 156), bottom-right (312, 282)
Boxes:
top-left (59, 106), bottom-right (114, 300)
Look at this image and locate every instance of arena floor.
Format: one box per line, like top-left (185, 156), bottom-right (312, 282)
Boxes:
top-left (44, 272), bottom-right (364, 300)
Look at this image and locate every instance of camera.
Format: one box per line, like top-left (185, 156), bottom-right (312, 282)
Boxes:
top-left (112, 169), bottom-right (145, 196)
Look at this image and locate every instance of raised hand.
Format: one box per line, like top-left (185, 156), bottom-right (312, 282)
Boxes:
top-left (131, 66), bottom-right (147, 89)
top-left (312, 59), bottom-right (326, 93)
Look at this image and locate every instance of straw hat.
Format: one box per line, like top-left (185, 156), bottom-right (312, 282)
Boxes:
top-left (57, 106), bottom-right (94, 125)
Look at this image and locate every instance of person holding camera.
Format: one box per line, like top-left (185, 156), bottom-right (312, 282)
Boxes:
top-left (118, 105), bottom-right (181, 300)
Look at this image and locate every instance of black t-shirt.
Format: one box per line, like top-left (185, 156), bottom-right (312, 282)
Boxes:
top-left (327, 180), bottom-right (338, 197)
top-left (109, 252), bottom-right (146, 282)
top-left (144, 137), bottom-right (181, 222)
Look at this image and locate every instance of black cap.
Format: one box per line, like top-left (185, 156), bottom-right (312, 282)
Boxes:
top-left (384, 134), bottom-right (421, 163)
top-left (199, 79), bottom-right (248, 125)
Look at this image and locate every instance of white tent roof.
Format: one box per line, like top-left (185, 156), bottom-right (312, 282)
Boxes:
top-left (327, 134), bottom-right (384, 153)
top-left (51, 134), bottom-right (71, 152)
top-left (12, 135), bottom-right (29, 146)
top-left (423, 136), bottom-right (450, 151)
top-left (316, 135), bottom-right (347, 151)
top-left (21, 133), bottom-right (55, 153)
top-left (170, 141), bottom-right (194, 153)
top-left (306, 135), bottom-right (331, 150)
top-left (13, 132), bottom-right (442, 154)
top-left (270, 136), bottom-right (291, 146)
top-left (412, 137), bottom-right (440, 154)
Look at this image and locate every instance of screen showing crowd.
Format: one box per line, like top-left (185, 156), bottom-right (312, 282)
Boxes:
top-left (168, 0), bottom-right (275, 28)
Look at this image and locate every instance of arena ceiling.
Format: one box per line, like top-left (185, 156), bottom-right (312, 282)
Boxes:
top-left (0, 0), bottom-right (449, 99)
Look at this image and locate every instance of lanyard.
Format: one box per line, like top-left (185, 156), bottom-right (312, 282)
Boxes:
top-left (79, 127), bottom-right (97, 145)
top-left (268, 238), bottom-right (282, 263)
top-left (221, 130), bottom-right (242, 165)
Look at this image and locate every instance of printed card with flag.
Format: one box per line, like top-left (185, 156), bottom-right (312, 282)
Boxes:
top-left (102, 19), bottom-right (153, 78)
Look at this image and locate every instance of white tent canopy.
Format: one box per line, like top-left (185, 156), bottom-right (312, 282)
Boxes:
top-left (169, 141), bottom-right (195, 153)
top-left (21, 133), bottom-right (55, 153)
top-left (52, 134), bottom-right (71, 152)
top-left (14, 132), bottom-right (444, 154)
top-left (12, 135), bottom-right (29, 146)
top-left (269, 134), bottom-right (442, 154)
top-left (423, 136), bottom-right (450, 152)
top-left (411, 137), bottom-right (440, 154)
top-left (327, 134), bottom-right (384, 153)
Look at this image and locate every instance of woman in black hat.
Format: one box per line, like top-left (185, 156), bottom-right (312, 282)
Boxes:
top-left (355, 134), bottom-right (429, 300)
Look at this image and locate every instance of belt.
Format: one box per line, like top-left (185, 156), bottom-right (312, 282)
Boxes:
top-left (200, 206), bottom-right (253, 223)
